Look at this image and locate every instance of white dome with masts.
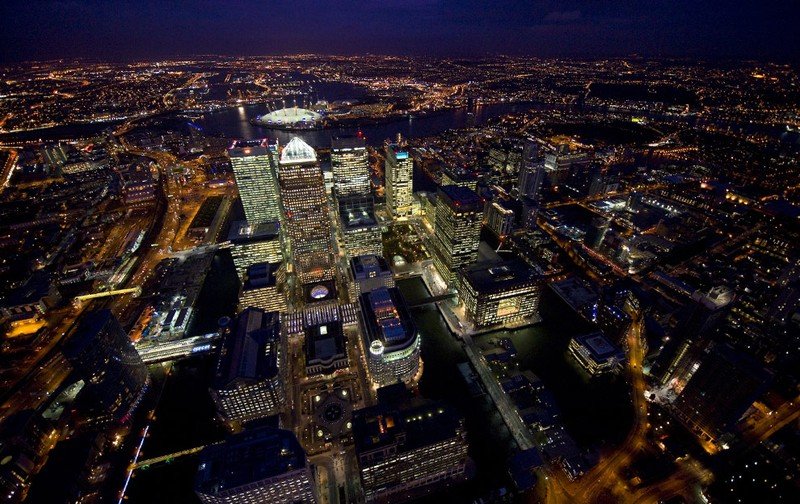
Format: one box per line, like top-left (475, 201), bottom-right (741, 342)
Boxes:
top-left (280, 136), bottom-right (317, 164)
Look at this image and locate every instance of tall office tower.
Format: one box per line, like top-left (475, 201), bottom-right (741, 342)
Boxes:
top-left (678, 286), bottom-right (734, 338)
top-left (339, 198), bottom-right (382, 259)
top-left (353, 386), bottom-right (469, 503)
top-left (359, 287), bottom-right (421, 387)
top-left (521, 195), bottom-right (540, 231)
top-left (543, 149), bottom-right (591, 186)
top-left (485, 200), bottom-right (515, 239)
top-left (517, 138), bottom-right (544, 200)
top-left (211, 308), bottom-right (285, 426)
top-left (228, 140), bottom-right (281, 226)
top-left (331, 135), bottom-right (370, 199)
top-left (277, 137), bottom-right (334, 285)
top-left (673, 342), bottom-right (771, 442)
top-left (457, 259), bottom-right (542, 328)
top-left (228, 221), bottom-right (283, 280)
top-left (585, 216), bottom-right (611, 250)
top-left (62, 309), bottom-right (148, 424)
top-left (385, 139), bottom-right (413, 219)
top-left (195, 427), bottom-right (317, 504)
top-left (431, 185), bottom-right (483, 286)
top-left (238, 262), bottom-right (288, 313)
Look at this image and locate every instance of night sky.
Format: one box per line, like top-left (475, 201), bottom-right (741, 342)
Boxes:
top-left (1, 0), bottom-right (798, 63)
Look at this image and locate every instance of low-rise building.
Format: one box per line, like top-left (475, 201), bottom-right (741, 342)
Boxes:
top-left (568, 332), bottom-right (624, 376)
top-left (304, 321), bottom-right (348, 377)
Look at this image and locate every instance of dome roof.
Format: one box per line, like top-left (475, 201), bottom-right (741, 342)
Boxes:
top-left (280, 137), bottom-right (317, 165)
top-left (256, 107), bottom-right (322, 125)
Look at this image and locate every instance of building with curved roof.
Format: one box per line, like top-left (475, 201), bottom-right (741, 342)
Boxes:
top-left (358, 287), bottom-right (420, 387)
top-left (253, 107), bottom-right (323, 129)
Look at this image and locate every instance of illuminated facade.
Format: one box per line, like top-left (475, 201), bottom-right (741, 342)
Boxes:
top-left (339, 199), bottom-right (382, 259)
top-left (228, 221), bottom-right (283, 280)
top-left (277, 137), bottom-right (334, 285)
top-left (457, 259), bottom-right (542, 328)
top-left (331, 135), bottom-right (370, 199)
top-left (349, 255), bottom-right (395, 300)
top-left (229, 140), bottom-right (282, 226)
top-left (359, 287), bottom-right (421, 387)
top-left (385, 141), bottom-right (413, 219)
top-left (211, 309), bottom-right (285, 425)
top-left (568, 332), bottom-right (624, 376)
top-left (431, 185), bottom-right (483, 286)
top-left (195, 427), bottom-right (316, 504)
top-left (353, 391), bottom-right (469, 503)
top-left (238, 262), bottom-right (287, 314)
top-left (485, 200), bottom-right (515, 238)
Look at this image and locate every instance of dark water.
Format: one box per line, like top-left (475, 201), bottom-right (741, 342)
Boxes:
top-left (397, 276), bottom-right (634, 500)
top-left (397, 277), bottom-right (517, 501)
top-left (194, 101), bottom-right (541, 148)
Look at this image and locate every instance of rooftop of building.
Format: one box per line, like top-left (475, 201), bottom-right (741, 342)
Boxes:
top-left (332, 134), bottom-right (366, 151)
top-left (279, 136), bottom-right (317, 165)
top-left (461, 259), bottom-right (540, 294)
top-left (228, 141), bottom-right (270, 158)
top-left (242, 262), bottom-right (281, 291)
top-left (227, 220), bottom-right (280, 243)
top-left (213, 308), bottom-right (281, 389)
top-left (352, 389), bottom-right (463, 455)
top-left (359, 287), bottom-right (417, 353)
top-left (195, 427), bottom-right (307, 495)
top-left (339, 202), bottom-right (378, 228)
top-left (350, 255), bottom-right (392, 279)
top-left (438, 184), bottom-right (483, 211)
top-left (304, 321), bottom-right (346, 363)
top-left (572, 332), bottom-right (623, 360)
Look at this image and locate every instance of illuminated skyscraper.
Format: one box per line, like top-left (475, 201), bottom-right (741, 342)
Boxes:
top-left (331, 135), bottom-right (370, 199)
top-left (431, 185), bottom-right (483, 286)
top-left (277, 137), bottom-right (334, 285)
top-left (228, 140), bottom-right (281, 226)
top-left (385, 138), bottom-right (413, 219)
top-left (517, 137), bottom-right (544, 200)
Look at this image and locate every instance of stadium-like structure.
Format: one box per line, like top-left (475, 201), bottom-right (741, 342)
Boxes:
top-left (252, 107), bottom-right (323, 129)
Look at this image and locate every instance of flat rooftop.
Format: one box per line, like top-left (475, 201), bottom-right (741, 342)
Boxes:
top-left (462, 259), bottom-right (540, 294)
top-left (438, 184), bottom-right (482, 211)
top-left (573, 332), bottom-right (622, 360)
top-left (243, 262), bottom-right (281, 290)
top-left (350, 255), bottom-right (391, 279)
top-left (227, 220), bottom-right (280, 243)
top-left (353, 395), bottom-right (463, 455)
top-left (195, 427), bottom-right (306, 495)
